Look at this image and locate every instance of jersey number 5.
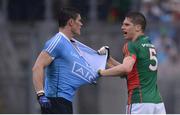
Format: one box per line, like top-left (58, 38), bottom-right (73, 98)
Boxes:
top-left (149, 48), bottom-right (158, 71)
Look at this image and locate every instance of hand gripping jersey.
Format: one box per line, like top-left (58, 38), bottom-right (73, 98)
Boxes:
top-left (43, 32), bottom-right (107, 102)
top-left (123, 35), bottom-right (162, 104)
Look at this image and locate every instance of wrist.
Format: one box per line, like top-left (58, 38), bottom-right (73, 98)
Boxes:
top-left (36, 90), bottom-right (45, 99)
top-left (37, 90), bottom-right (44, 95)
top-left (98, 69), bottom-right (102, 77)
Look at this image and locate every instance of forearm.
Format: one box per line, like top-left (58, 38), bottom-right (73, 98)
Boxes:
top-left (107, 56), bottom-right (121, 68)
top-left (100, 56), bottom-right (135, 77)
top-left (32, 67), bottom-right (44, 93)
top-left (100, 64), bottom-right (126, 77)
top-left (33, 67), bottom-right (51, 108)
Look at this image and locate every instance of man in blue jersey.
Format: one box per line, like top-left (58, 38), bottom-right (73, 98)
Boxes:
top-left (32, 8), bottom-right (107, 114)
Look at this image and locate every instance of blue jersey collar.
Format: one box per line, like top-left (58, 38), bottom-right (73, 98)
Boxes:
top-left (59, 32), bottom-right (72, 43)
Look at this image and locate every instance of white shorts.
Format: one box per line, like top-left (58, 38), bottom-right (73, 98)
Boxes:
top-left (126, 103), bottom-right (166, 114)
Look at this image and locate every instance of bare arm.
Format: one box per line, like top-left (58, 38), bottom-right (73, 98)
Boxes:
top-left (107, 56), bottom-right (121, 68)
top-left (32, 51), bottom-right (53, 93)
top-left (100, 56), bottom-right (135, 77)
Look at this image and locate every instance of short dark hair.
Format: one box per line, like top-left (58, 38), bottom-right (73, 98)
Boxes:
top-left (58, 7), bottom-right (80, 27)
top-left (126, 12), bottom-right (146, 31)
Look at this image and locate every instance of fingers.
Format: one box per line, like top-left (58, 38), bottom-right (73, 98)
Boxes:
top-left (38, 95), bottom-right (52, 108)
top-left (41, 100), bottom-right (51, 108)
top-left (44, 102), bottom-right (52, 108)
top-left (104, 46), bottom-right (109, 50)
top-left (98, 47), bottom-right (106, 55)
top-left (98, 46), bottom-right (109, 55)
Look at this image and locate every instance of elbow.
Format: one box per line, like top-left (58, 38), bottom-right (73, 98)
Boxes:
top-left (32, 64), bottom-right (43, 73)
top-left (32, 65), bottom-right (37, 73)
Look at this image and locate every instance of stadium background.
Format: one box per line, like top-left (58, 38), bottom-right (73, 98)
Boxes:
top-left (0, 0), bottom-right (179, 113)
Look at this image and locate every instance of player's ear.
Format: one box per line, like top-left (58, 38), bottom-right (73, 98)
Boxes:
top-left (135, 24), bottom-right (141, 32)
top-left (67, 18), bottom-right (74, 26)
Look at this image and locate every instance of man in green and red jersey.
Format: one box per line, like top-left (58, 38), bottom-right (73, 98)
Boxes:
top-left (97, 12), bottom-right (166, 114)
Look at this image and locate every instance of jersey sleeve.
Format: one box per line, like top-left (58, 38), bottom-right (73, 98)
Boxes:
top-left (123, 42), bottom-right (137, 61)
top-left (43, 37), bottom-right (62, 59)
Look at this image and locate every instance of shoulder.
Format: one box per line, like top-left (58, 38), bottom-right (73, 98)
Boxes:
top-left (122, 42), bottom-right (128, 52)
top-left (43, 33), bottom-right (65, 53)
top-left (45, 33), bottom-right (64, 46)
top-left (126, 41), bottom-right (136, 50)
top-left (122, 42), bottom-right (132, 55)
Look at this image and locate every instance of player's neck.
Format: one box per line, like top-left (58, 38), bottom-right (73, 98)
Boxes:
top-left (59, 28), bottom-right (73, 40)
top-left (132, 32), bottom-right (144, 41)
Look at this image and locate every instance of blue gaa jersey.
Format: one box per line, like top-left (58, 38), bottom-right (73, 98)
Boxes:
top-left (43, 32), bottom-right (100, 102)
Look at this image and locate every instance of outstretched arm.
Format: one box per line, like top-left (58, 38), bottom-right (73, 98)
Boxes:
top-left (99, 56), bottom-right (135, 77)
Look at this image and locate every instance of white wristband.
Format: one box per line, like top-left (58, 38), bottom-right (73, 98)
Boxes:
top-left (36, 90), bottom-right (44, 94)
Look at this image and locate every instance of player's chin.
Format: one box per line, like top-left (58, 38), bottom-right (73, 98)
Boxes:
top-left (75, 31), bottom-right (81, 36)
top-left (77, 30), bottom-right (81, 35)
top-left (123, 34), bottom-right (131, 40)
top-left (123, 35), bottom-right (127, 39)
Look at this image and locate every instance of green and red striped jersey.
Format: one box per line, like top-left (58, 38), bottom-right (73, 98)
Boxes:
top-left (123, 35), bottom-right (162, 104)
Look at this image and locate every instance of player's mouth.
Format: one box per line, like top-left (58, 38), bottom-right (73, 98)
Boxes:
top-left (123, 31), bottom-right (128, 36)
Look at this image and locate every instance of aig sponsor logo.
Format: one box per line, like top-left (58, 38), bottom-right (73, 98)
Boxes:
top-left (72, 62), bottom-right (96, 83)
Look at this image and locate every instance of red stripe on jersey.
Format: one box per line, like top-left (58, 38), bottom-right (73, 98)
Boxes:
top-left (123, 43), bottom-right (129, 57)
top-left (127, 61), bottom-right (142, 104)
top-left (123, 43), bottom-right (142, 103)
top-left (128, 90), bottom-right (133, 105)
top-left (123, 43), bottom-right (137, 61)
top-left (131, 54), bottom-right (136, 61)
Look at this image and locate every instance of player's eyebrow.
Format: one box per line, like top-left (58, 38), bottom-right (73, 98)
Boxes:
top-left (123, 22), bottom-right (130, 26)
